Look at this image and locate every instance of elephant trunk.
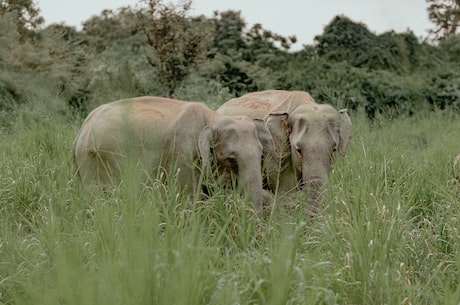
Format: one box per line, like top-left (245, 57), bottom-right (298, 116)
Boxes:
top-left (302, 167), bottom-right (328, 215)
top-left (237, 158), bottom-right (266, 217)
top-left (299, 142), bottom-right (331, 212)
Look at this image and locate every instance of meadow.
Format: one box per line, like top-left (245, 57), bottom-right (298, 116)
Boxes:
top-left (0, 100), bottom-right (459, 305)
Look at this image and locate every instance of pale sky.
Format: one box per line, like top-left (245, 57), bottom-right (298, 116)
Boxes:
top-left (37, 0), bottom-right (433, 50)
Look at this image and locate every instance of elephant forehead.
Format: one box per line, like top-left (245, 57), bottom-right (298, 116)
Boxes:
top-left (219, 124), bottom-right (258, 140)
top-left (215, 118), bottom-right (260, 144)
top-left (293, 104), bottom-right (338, 120)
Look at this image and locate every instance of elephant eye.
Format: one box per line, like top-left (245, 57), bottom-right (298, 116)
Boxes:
top-left (330, 145), bottom-right (339, 161)
top-left (295, 145), bottom-right (301, 154)
top-left (332, 143), bottom-right (339, 155)
top-left (227, 155), bottom-right (238, 170)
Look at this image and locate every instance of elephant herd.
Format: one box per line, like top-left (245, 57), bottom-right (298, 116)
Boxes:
top-left (73, 90), bottom-right (352, 217)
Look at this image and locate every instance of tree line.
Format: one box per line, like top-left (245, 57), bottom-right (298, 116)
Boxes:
top-left (1, 0), bottom-right (459, 122)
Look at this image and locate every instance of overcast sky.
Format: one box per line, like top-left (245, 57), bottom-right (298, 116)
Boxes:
top-left (37, 0), bottom-right (433, 50)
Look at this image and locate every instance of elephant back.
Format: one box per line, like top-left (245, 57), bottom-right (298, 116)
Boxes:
top-left (218, 90), bottom-right (316, 119)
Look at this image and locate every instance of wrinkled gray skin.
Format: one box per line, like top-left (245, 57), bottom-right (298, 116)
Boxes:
top-left (73, 96), bottom-right (273, 215)
top-left (217, 90), bottom-right (352, 206)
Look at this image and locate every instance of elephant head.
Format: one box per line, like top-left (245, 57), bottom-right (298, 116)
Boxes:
top-left (197, 115), bottom-right (274, 215)
top-left (265, 103), bottom-right (352, 204)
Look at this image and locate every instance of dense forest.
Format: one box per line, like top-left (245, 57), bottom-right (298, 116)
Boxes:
top-left (1, 0), bottom-right (459, 125)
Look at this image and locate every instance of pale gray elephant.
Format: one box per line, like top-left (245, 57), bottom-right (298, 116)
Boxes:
top-left (73, 96), bottom-right (273, 215)
top-left (217, 90), bottom-right (352, 206)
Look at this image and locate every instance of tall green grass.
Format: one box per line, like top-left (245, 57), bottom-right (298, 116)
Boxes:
top-left (0, 102), bottom-right (459, 305)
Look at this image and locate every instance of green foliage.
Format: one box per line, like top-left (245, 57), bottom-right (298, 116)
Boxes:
top-left (211, 10), bottom-right (247, 55)
top-left (426, 0), bottom-right (460, 40)
top-left (0, 0), bottom-right (44, 40)
top-left (0, 11), bottom-right (91, 120)
top-left (426, 65), bottom-right (460, 110)
top-left (244, 23), bottom-right (296, 59)
top-left (206, 11), bottom-right (261, 96)
top-left (205, 10), bottom-right (296, 96)
top-left (138, 0), bottom-right (213, 97)
top-left (78, 6), bottom-right (158, 108)
top-left (202, 53), bottom-right (260, 97)
top-left (439, 33), bottom-right (460, 61)
top-left (315, 15), bottom-right (422, 72)
top-left (1, 1), bottom-right (459, 119)
top-left (82, 7), bottom-right (139, 53)
top-left (0, 12), bottom-right (40, 108)
top-left (316, 16), bottom-right (377, 65)
top-left (173, 73), bottom-right (233, 109)
top-left (360, 70), bottom-right (429, 119)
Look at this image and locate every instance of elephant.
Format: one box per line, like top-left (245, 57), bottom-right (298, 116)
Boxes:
top-left (217, 90), bottom-right (352, 208)
top-left (73, 96), bottom-right (273, 215)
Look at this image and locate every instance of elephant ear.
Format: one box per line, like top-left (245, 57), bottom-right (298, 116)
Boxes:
top-left (338, 109), bottom-right (352, 156)
top-left (253, 119), bottom-right (274, 155)
top-left (198, 126), bottom-right (213, 170)
top-left (266, 112), bottom-right (290, 155)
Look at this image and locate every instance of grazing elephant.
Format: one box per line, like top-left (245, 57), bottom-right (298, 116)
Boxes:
top-left (217, 90), bottom-right (352, 206)
top-left (73, 96), bottom-right (273, 214)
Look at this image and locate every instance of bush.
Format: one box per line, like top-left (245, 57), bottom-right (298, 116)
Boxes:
top-left (360, 70), bottom-right (429, 120)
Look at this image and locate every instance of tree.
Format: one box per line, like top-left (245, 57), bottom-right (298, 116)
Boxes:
top-left (39, 23), bottom-right (92, 112)
top-left (82, 7), bottom-right (140, 53)
top-left (315, 16), bottom-right (377, 66)
top-left (427, 0), bottom-right (460, 39)
top-left (0, 5), bottom-right (47, 109)
top-left (315, 16), bottom-right (422, 72)
top-left (137, 0), bottom-right (213, 97)
top-left (205, 10), bottom-right (296, 96)
top-left (0, 0), bottom-right (43, 40)
top-left (211, 10), bottom-right (247, 56)
top-left (439, 33), bottom-right (460, 61)
top-left (245, 23), bottom-right (296, 53)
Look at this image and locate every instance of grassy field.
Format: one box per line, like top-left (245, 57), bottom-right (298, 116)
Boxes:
top-left (0, 101), bottom-right (459, 305)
